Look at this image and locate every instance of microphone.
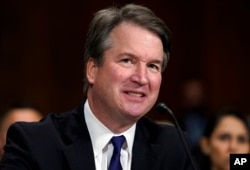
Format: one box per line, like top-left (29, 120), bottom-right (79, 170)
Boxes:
top-left (156, 103), bottom-right (198, 170)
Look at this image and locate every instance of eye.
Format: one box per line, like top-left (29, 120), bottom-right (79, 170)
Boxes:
top-left (237, 135), bottom-right (249, 144)
top-left (148, 63), bottom-right (161, 72)
top-left (121, 58), bottom-right (132, 64)
top-left (218, 133), bottom-right (231, 141)
top-left (119, 58), bottom-right (134, 67)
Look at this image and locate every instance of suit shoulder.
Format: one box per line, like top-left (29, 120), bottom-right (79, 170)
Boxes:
top-left (138, 117), bottom-right (186, 145)
top-left (9, 104), bottom-right (85, 142)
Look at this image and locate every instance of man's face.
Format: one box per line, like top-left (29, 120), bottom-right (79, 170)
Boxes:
top-left (87, 22), bottom-right (164, 124)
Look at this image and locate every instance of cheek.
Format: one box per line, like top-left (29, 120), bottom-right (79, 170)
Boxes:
top-left (238, 144), bottom-right (250, 153)
top-left (110, 67), bottom-right (127, 82)
top-left (150, 74), bottom-right (162, 90)
top-left (209, 140), bottom-right (228, 157)
top-left (102, 64), bottom-right (123, 81)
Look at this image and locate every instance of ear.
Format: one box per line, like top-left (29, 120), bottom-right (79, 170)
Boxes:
top-left (200, 137), bottom-right (210, 155)
top-left (86, 58), bottom-right (98, 84)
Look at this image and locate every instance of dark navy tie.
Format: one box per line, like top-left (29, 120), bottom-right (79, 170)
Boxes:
top-left (108, 135), bottom-right (125, 170)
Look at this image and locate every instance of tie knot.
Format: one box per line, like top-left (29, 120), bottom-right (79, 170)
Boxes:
top-left (111, 135), bottom-right (125, 153)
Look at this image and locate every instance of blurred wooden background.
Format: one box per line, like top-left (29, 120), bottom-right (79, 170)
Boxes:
top-left (0, 0), bottom-right (249, 120)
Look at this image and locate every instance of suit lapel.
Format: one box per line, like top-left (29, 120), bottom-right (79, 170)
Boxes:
top-left (61, 103), bottom-right (96, 170)
top-left (62, 134), bottom-right (95, 170)
top-left (131, 119), bottom-right (163, 170)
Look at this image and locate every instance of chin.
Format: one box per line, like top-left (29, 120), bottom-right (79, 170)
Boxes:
top-left (124, 109), bottom-right (148, 119)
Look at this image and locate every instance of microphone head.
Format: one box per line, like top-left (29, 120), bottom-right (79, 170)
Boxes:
top-left (156, 103), bottom-right (168, 114)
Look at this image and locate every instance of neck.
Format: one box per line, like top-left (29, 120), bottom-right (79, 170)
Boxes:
top-left (87, 97), bottom-right (135, 134)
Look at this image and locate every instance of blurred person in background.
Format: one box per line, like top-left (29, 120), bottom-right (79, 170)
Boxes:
top-left (0, 103), bottom-right (43, 159)
top-left (178, 77), bottom-right (209, 155)
top-left (199, 109), bottom-right (250, 170)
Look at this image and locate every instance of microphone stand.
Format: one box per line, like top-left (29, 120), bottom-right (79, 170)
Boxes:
top-left (156, 103), bottom-right (198, 170)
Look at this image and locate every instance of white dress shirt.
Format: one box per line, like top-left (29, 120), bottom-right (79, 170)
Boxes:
top-left (84, 100), bottom-right (136, 170)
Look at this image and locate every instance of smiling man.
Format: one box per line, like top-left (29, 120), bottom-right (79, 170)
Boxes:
top-left (0, 4), bottom-right (196, 170)
top-left (86, 22), bottom-right (163, 134)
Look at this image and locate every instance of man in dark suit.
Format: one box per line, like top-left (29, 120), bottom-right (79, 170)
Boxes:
top-left (0, 4), bottom-right (197, 170)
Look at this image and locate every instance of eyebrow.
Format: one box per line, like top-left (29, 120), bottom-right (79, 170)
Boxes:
top-left (118, 52), bottom-right (163, 65)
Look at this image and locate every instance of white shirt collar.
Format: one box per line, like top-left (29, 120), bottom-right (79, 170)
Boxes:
top-left (84, 99), bottom-right (136, 157)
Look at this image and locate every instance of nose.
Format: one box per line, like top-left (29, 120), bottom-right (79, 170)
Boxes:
top-left (130, 64), bottom-right (149, 85)
top-left (228, 140), bottom-right (238, 153)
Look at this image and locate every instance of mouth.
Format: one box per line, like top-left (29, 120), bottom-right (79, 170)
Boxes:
top-left (126, 91), bottom-right (146, 97)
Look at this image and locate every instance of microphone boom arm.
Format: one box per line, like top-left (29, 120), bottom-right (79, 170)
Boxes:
top-left (156, 103), bottom-right (198, 170)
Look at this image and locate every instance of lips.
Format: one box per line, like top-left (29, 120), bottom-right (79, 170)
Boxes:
top-left (128, 92), bottom-right (144, 97)
top-left (125, 91), bottom-right (146, 97)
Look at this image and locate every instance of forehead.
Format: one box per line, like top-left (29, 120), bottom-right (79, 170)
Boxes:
top-left (108, 22), bottom-right (163, 57)
top-left (213, 116), bottom-right (248, 135)
top-left (6, 109), bottom-right (41, 122)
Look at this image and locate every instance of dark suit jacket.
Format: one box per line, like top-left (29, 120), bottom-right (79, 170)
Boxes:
top-left (0, 103), bottom-right (196, 170)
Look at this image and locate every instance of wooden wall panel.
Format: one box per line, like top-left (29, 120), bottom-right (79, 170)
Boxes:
top-left (0, 0), bottom-right (249, 120)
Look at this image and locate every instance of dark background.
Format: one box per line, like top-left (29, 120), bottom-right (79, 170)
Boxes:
top-left (1, 0), bottom-right (249, 120)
